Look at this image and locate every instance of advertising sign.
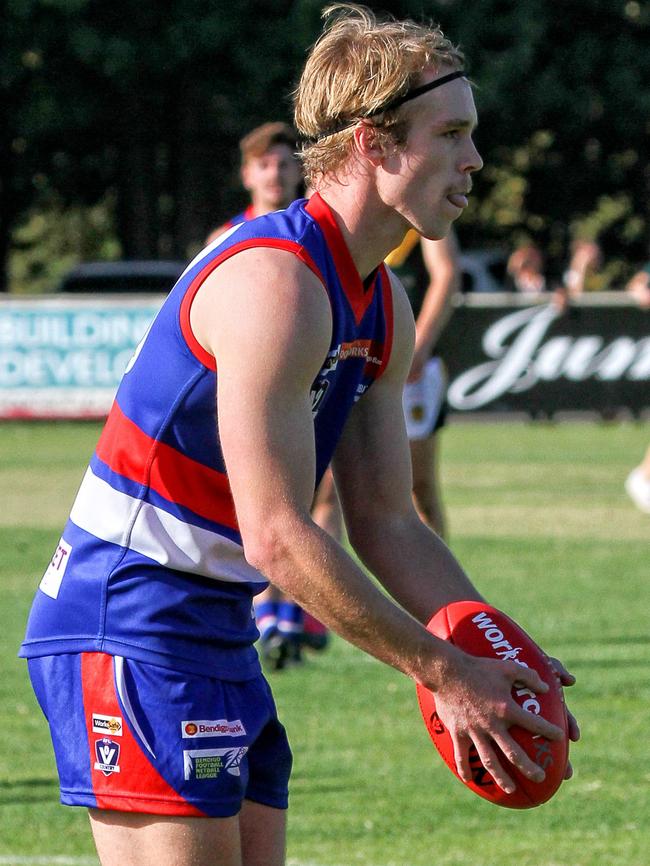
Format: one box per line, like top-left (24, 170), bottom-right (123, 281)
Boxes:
top-left (0, 297), bottom-right (162, 418)
top-left (438, 296), bottom-right (650, 417)
top-left (1, 294), bottom-right (648, 420)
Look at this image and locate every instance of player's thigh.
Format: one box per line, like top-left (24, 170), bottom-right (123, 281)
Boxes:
top-left (88, 809), bottom-right (242, 866)
top-left (239, 799), bottom-right (287, 866)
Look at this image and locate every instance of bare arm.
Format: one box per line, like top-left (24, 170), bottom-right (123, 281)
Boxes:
top-left (190, 249), bottom-right (449, 680)
top-left (406, 232), bottom-right (460, 381)
top-left (190, 250), bottom-right (565, 793)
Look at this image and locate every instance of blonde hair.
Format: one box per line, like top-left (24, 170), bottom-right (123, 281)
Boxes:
top-left (294, 3), bottom-right (463, 184)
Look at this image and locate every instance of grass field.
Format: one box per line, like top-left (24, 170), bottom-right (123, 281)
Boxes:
top-left (1, 419), bottom-right (649, 866)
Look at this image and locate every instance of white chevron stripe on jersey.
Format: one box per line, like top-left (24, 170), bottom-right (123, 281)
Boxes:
top-left (69, 467), bottom-right (265, 584)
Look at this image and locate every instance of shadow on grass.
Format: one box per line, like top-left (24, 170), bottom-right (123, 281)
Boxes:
top-left (0, 777), bottom-right (58, 805)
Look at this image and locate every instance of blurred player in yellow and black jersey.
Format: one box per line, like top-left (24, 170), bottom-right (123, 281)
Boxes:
top-left (385, 228), bottom-right (460, 538)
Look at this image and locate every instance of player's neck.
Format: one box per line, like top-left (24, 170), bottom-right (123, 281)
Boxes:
top-left (249, 196), bottom-right (292, 218)
top-left (316, 182), bottom-right (408, 280)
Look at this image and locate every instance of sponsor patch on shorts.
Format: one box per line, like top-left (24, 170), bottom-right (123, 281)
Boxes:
top-left (183, 747), bottom-right (248, 781)
top-left (92, 713), bottom-right (123, 736)
top-left (181, 719), bottom-right (246, 738)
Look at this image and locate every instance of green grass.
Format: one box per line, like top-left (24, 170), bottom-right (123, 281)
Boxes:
top-left (1, 419), bottom-right (649, 865)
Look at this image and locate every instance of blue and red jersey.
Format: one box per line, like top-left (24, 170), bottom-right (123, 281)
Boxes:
top-left (20, 194), bottom-right (394, 680)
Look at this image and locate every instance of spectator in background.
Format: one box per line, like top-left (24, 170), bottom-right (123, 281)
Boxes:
top-left (563, 239), bottom-right (604, 297)
top-left (386, 230), bottom-right (460, 537)
top-left (506, 243), bottom-right (547, 294)
top-left (208, 121), bottom-right (338, 668)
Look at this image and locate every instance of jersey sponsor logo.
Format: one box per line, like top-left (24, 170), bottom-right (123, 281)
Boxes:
top-left (183, 747), bottom-right (248, 781)
top-left (338, 339), bottom-right (382, 367)
top-left (92, 713), bottom-right (123, 736)
top-left (319, 341), bottom-right (384, 377)
top-left (181, 719), bottom-right (246, 738)
top-left (94, 738), bottom-right (121, 776)
top-left (39, 537), bottom-right (72, 600)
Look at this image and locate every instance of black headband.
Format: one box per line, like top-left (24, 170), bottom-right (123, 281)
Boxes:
top-left (310, 69), bottom-right (467, 142)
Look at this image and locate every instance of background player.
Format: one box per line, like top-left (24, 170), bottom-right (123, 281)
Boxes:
top-left (206, 121), bottom-right (303, 240)
top-left (386, 230), bottom-right (459, 537)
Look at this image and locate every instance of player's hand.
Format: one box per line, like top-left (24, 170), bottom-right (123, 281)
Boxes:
top-left (432, 651), bottom-right (565, 795)
top-left (547, 655), bottom-right (580, 779)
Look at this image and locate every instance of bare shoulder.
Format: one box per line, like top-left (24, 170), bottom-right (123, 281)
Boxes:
top-left (190, 247), bottom-right (332, 371)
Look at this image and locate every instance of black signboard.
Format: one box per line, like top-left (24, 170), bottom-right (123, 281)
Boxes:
top-left (436, 296), bottom-right (650, 417)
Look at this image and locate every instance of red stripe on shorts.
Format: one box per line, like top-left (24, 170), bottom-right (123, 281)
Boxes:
top-left (80, 652), bottom-right (205, 816)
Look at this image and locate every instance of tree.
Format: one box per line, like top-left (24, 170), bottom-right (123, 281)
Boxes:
top-left (430, 0), bottom-right (650, 280)
top-left (3, 0), bottom-right (649, 292)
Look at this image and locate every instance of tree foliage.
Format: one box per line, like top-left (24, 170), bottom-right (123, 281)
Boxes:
top-left (2, 0), bottom-right (649, 291)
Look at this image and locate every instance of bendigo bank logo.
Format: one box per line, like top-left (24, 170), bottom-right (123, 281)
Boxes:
top-left (181, 719), bottom-right (246, 739)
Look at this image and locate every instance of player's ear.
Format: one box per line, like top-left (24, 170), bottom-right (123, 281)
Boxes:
top-left (352, 122), bottom-right (385, 167)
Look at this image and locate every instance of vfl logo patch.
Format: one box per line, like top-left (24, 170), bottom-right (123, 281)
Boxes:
top-left (92, 714), bottom-right (123, 736)
top-left (183, 747), bottom-right (248, 781)
top-left (181, 719), bottom-right (246, 739)
top-left (94, 738), bottom-right (121, 776)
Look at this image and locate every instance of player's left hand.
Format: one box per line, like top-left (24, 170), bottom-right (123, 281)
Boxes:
top-left (547, 656), bottom-right (580, 778)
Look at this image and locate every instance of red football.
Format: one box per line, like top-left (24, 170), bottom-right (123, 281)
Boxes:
top-left (416, 600), bottom-right (569, 809)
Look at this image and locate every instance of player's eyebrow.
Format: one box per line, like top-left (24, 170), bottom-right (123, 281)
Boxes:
top-left (434, 118), bottom-right (478, 133)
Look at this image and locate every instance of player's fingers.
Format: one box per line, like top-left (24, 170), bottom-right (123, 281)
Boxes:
top-left (510, 703), bottom-right (565, 742)
top-left (509, 662), bottom-right (549, 694)
top-left (548, 656), bottom-right (576, 687)
top-left (564, 760), bottom-right (574, 780)
top-left (491, 731), bottom-right (545, 784)
top-left (472, 736), bottom-right (516, 794)
top-left (449, 732), bottom-right (472, 784)
top-left (566, 708), bottom-right (581, 742)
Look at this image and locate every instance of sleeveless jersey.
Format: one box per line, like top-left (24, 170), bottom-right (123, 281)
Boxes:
top-left (20, 194), bottom-right (394, 680)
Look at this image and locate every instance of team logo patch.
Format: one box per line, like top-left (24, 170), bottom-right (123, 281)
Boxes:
top-left (181, 719), bottom-right (246, 739)
top-left (92, 714), bottom-right (123, 736)
top-left (94, 738), bottom-right (121, 776)
top-left (183, 747), bottom-right (248, 781)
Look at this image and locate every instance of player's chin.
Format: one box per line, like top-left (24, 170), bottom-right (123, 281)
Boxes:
top-left (420, 220), bottom-right (453, 241)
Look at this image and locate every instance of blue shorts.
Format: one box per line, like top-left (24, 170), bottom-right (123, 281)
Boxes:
top-left (27, 652), bottom-right (292, 818)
